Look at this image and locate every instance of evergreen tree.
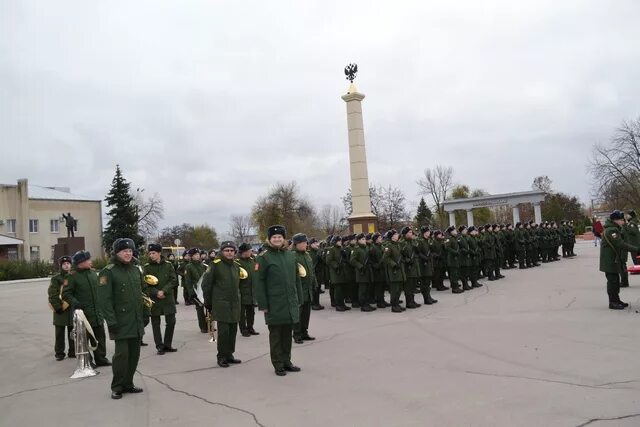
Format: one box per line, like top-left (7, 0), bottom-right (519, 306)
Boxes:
top-left (414, 197), bottom-right (433, 227)
top-left (103, 165), bottom-right (144, 253)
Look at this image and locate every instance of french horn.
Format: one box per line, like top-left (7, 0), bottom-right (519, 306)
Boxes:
top-left (234, 261), bottom-right (249, 279)
top-left (142, 293), bottom-right (155, 308)
top-left (297, 263), bottom-right (307, 278)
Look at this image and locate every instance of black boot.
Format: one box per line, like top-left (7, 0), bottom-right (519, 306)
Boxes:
top-left (391, 305), bottom-right (404, 313)
top-left (422, 292), bottom-right (437, 305)
top-left (472, 281), bottom-right (483, 288)
top-left (462, 279), bottom-right (473, 291)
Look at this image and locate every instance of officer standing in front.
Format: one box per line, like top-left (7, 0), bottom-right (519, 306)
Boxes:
top-left (255, 225), bottom-right (304, 376)
top-left (98, 238), bottom-right (146, 400)
top-left (49, 256), bottom-right (74, 361)
top-left (143, 243), bottom-right (178, 355)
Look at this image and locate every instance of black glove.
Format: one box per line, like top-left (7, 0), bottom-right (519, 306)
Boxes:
top-left (205, 303), bottom-right (212, 311)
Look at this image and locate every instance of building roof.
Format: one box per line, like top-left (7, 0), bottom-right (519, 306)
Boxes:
top-left (0, 234), bottom-right (24, 245)
top-left (28, 185), bottom-right (101, 202)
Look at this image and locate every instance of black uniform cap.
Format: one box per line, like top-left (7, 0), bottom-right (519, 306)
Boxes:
top-left (610, 210), bottom-right (625, 220)
top-left (113, 238), bottom-right (136, 254)
top-left (292, 233), bottom-right (308, 245)
top-left (400, 226), bottom-right (412, 236)
top-left (420, 225), bottom-right (430, 234)
top-left (267, 225), bottom-right (286, 239)
top-left (58, 255), bottom-right (72, 266)
top-left (148, 243), bottom-right (162, 253)
top-left (72, 250), bottom-right (91, 265)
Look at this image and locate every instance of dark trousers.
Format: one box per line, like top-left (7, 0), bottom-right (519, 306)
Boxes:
top-left (606, 272), bottom-right (623, 303)
top-left (173, 286), bottom-right (179, 303)
top-left (183, 287), bottom-right (191, 305)
top-left (357, 282), bottom-right (369, 305)
top-left (373, 280), bottom-right (386, 304)
top-left (620, 252), bottom-right (630, 286)
top-left (111, 337), bottom-right (141, 392)
top-left (312, 283), bottom-right (321, 306)
top-left (91, 323), bottom-right (108, 363)
top-left (349, 282), bottom-right (359, 304)
top-left (329, 282), bottom-right (336, 306)
top-left (151, 314), bottom-right (176, 350)
top-left (448, 267), bottom-right (461, 289)
top-left (390, 280), bottom-right (402, 306)
top-left (54, 325), bottom-right (74, 357)
top-left (632, 251), bottom-right (640, 266)
top-left (294, 301), bottom-right (311, 338)
top-left (404, 277), bottom-right (418, 301)
top-left (334, 283), bottom-right (345, 307)
top-left (268, 324), bottom-right (293, 369)
top-left (432, 267), bottom-right (444, 288)
top-left (195, 303), bottom-right (207, 332)
top-left (239, 304), bottom-right (255, 332)
top-left (217, 321), bottom-right (238, 360)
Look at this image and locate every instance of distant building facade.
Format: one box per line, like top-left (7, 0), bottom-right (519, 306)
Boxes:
top-left (0, 179), bottom-right (103, 262)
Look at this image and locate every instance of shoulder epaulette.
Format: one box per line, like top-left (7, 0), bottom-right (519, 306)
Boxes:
top-left (213, 259), bottom-right (221, 264)
top-left (105, 264), bottom-right (115, 270)
top-left (144, 262), bottom-right (150, 267)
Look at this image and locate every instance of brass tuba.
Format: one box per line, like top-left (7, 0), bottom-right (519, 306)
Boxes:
top-left (70, 309), bottom-right (98, 379)
top-left (297, 263), bottom-right (307, 278)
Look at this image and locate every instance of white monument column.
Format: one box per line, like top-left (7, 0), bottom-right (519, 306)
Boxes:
top-left (512, 206), bottom-right (520, 224)
top-left (466, 209), bottom-right (474, 226)
top-left (449, 211), bottom-right (456, 227)
top-left (342, 68), bottom-right (377, 234)
top-left (533, 202), bottom-right (542, 223)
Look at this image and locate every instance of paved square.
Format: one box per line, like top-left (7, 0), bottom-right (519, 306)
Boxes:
top-left (1, 242), bottom-right (639, 427)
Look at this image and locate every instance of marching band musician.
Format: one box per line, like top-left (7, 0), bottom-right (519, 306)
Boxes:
top-left (236, 243), bottom-right (259, 337)
top-left (48, 256), bottom-right (74, 361)
top-left (202, 241), bottom-right (242, 368)
top-left (184, 247), bottom-right (208, 333)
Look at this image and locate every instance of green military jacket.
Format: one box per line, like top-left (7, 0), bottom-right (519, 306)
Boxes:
top-left (416, 237), bottom-right (433, 277)
top-left (236, 256), bottom-right (257, 305)
top-left (349, 244), bottom-right (371, 283)
top-left (49, 272), bottom-right (72, 326)
top-left (495, 231), bottom-right (504, 258)
top-left (294, 250), bottom-right (316, 303)
top-left (514, 228), bottom-right (525, 251)
top-left (458, 235), bottom-right (472, 267)
top-left (368, 242), bottom-right (386, 283)
top-left (326, 245), bottom-right (346, 284)
top-left (255, 243), bottom-right (303, 325)
top-left (143, 257), bottom-right (177, 316)
top-left (600, 219), bottom-right (638, 273)
top-left (383, 240), bottom-right (405, 283)
top-left (343, 245), bottom-right (356, 283)
top-left (468, 235), bottom-right (481, 266)
top-left (431, 238), bottom-right (445, 269)
top-left (624, 219), bottom-right (640, 247)
top-left (184, 260), bottom-right (206, 299)
top-left (98, 258), bottom-right (146, 340)
top-left (400, 238), bottom-right (421, 279)
top-left (444, 234), bottom-right (460, 268)
top-left (202, 258), bottom-right (241, 323)
top-left (309, 247), bottom-right (326, 286)
top-left (481, 232), bottom-right (497, 260)
top-left (63, 268), bottom-right (103, 327)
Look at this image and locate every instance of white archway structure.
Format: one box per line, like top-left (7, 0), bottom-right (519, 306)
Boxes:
top-left (442, 190), bottom-right (546, 227)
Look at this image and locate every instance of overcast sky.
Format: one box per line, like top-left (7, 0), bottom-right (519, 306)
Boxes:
top-left (2, 0), bottom-right (639, 235)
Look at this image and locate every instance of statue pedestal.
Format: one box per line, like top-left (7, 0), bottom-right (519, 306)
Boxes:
top-left (348, 214), bottom-right (378, 234)
top-left (53, 237), bottom-right (86, 261)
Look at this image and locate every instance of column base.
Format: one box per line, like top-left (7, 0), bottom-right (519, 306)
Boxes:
top-left (348, 214), bottom-right (378, 234)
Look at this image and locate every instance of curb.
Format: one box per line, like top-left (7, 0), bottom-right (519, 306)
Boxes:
top-left (0, 277), bottom-right (51, 285)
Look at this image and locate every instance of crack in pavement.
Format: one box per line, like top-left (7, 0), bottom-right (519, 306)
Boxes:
top-left (138, 371), bottom-right (266, 427)
top-left (0, 375), bottom-right (99, 399)
top-left (566, 297), bottom-right (577, 308)
top-left (576, 412), bottom-right (640, 426)
top-left (465, 370), bottom-right (635, 390)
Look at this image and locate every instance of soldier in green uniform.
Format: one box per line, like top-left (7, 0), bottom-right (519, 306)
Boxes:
top-left (343, 235), bottom-right (358, 307)
top-left (167, 253), bottom-right (180, 304)
top-left (369, 232), bottom-right (389, 308)
top-left (349, 233), bottom-right (376, 312)
top-left (600, 210), bottom-right (640, 309)
top-left (457, 226), bottom-right (473, 291)
top-left (431, 230), bottom-right (448, 291)
top-left (383, 229), bottom-right (406, 312)
top-left (203, 241), bottom-right (242, 368)
top-left (504, 224), bottom-right (516, 269)
top-left (255, 225), bottom-right (303, 376)
top-left (308, 238), bottom-right (325, 310)
top-left (568, 220), bottom-right (577, 257)
top-left (481, 224), bottom-right (497, 281)
top-left (444, 226), bottom-right (463, 293)
top-left (416, 226), bottom-right (438, 305)
top-left (467, 226), bottom-right (484, 287)
top-left (327, 236), bottom-right (349, 311)
top-left (514, 223), bottom-right (526, 269)
top-left (493, 224), bottom-right (506, 279)
top-left (399, 227), bottom-right (421, 308)
top-left (98, 239), bottom-right (145, 399)
top-left (237, 243), bottom-right (259, 337)
top-left (625, 211), bottom-right (640, 266)
top-left (49, 256), bottom-right (74, 361)
top-left (184, 248), bottom-right (208, 333)
top-left (63, 250), bottom-right (111, 367)
top-left (178, 251), bottom-right (191, 305)
top-left (292, 233), bottom-right (319, 342)
top-left (143, 243), bottom-right (178, 355)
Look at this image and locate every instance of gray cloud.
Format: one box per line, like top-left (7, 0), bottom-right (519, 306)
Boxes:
top-left (2, 0), bottom-right (640, 234)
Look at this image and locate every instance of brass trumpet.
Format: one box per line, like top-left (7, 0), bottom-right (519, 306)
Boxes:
top-left (142, 293), bottom-right (155, 309)
top-left (205, 309), bottom-right (217, 343)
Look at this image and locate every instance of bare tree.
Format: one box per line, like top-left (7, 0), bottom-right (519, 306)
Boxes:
top-left (317, 204), bottom-right (348, 237)
top-left (589, 117), bottom-right (640, 210)
top-left (251, 182), bottom-right (316, 239)
top-left (132, 190), bottom-right (164, 240)
top-left (417, 165), bottom-right (454, 225)
top-left (532, 175), bottom-right (553, 193)
top-left (229, 214), bottom-right (254, 244)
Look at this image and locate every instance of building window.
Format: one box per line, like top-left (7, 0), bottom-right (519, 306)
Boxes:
top-left (50, 219), bottom-right (59, 233)
top-left (6, 219), bottom-right (16, 233)
top-left (30, 246), bottom-right (40, 261)
top-left (29, 219), bottom-right (39, 233)
top-left (7, 248), bottom-right (18, 261)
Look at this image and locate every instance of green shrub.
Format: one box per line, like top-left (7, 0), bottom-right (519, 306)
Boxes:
top-left (90, 257), bottom-right (110, 271)
top-left (0, 260), bottom-right (55, 281)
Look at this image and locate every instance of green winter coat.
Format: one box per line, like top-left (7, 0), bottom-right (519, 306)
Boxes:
top-left (349, 244), bottom-right (370, 283)
top-left (416, 237), bottom-right (433, 277)
top-left (309, 247), bottom-right (327, 286)
top-left (294, 250), bottom-right (316, 302)
top-left (383, 240), bottom-right (405, 283)
top-left (98, 258), bottom-right (146, 340)
top-left (400, 238), bottom-right (421, 279)
top-left (142, 257), bottom-right (177, 316)
top-left (600, 219), bottom-right (638, 273)
top-left (63, 268), bottom-right (103, 327)
top-left (184, 260), bottom-right (206, 298)
top-left (458, 235), bottom-right (472, 267)
top-left (202, 258), bottom-right (241, 323)
top-left (236, 256), bottom-right (257, 305)
top-left (326, 245), bottom-right (346, 284)
top-left (624, 218), bottom-right (640, 247)
top-left (368, 242), bottom-right (386, 282)
top-left (444, 234), bottom-right (460, 268)
top-left (49, 272), bottom-right (72, 326)
top-left (255, 243), bottom-right (303, 325)
top-left (431, 238), bottom-right (445, 269)
top-left (481, 232), bottom-right (497, 260)
top-left (468, 234), bottom-right (481, 266)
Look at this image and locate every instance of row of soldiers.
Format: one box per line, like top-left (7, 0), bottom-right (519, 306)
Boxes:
top-left (307, 221), bottom-right (577, 313)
